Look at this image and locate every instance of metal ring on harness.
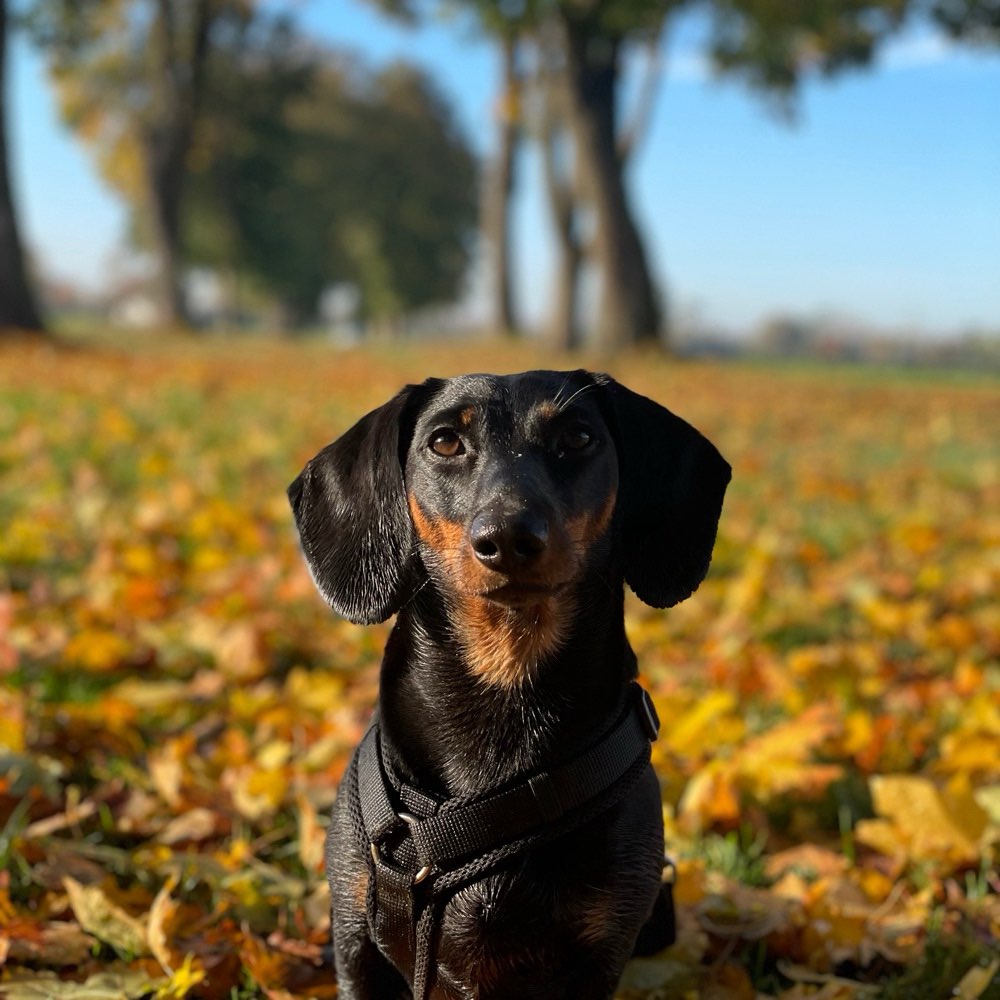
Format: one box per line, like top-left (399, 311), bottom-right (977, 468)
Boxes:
top-left (399, 812), bottom-right (433, 884)
top-left (370, 814), bottom-right (433, 885)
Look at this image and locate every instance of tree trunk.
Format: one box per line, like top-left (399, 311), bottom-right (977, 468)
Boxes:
top-left (0, 0), bottom-right (44, 334)
top-left (143, 0), bottom-right (214, 328)
top-left (550, 223), bottom-right (582, 350)
top-left (145, 131), bottom-right (188, 326)
top-left (560, 15), bottom-right (663, 350)
top-left (484, 33), bottom-right (520, 335)
top-left (539, 84), bottom-right (583, 351)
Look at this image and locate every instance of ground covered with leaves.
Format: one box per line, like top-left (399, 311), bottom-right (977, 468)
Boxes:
top-left (0, 337), bottom-right (997, 999)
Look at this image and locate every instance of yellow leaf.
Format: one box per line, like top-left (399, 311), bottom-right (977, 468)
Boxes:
top-left (0, 689), bottom-right (25, 751)
top-left (64, 628), bottom-right (132, 672)
top-left (286, 666), bottom-right (345, 714)
top-left (672, 858), bottom-right (707, 907)
top-left (62, 877), bottom-right (149, 958)
top-left (147, 879), bottom-right (179, 974)
top-left (869, 774), bottom-right (988, 864)
top-left (148, 737), bottom-right (192, 809)
top-left (256, 739), bottom-right (292, 770)
top-left (843, 709), bottom-right (874, 757)
top-left (855, 868), bottom-right (895, 903)
top-left (664, 691), bottom-right (742, 757)
top-left (154, 954), bottom-right (206, 999)
top-left (0, 968), bottom-right (166, 999)
top-left (230, 766), bottom-right (288, 821)
top-left (677, 762), bottom-right (741, 833)
top-left (953, 958), bottom-right (1000, 1000)
top-left (973, 784), bottom-right (1000, 825)
top-left (854, 818), bottom-right (908, 861)
top-left (297, 791), bottom-right (325, 872)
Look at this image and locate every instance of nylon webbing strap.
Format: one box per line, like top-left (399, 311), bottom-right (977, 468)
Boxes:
top-left (406, 686), bottom-right (656, 869)
top-left (352, 683), bottom-right (661, 1000)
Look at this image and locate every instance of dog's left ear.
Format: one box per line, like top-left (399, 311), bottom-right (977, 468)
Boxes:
top-left (595, 374), bottom-right (731, 608)
top-left (287, 381), bottom-right (439, 624)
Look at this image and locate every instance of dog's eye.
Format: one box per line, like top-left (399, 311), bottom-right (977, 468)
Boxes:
top-left (558, 426), bottom-right (593, 455)
top-left (429, 429), bottom-right (465, 457)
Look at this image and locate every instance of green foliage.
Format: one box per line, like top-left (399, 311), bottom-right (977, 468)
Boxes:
top-left (348, 62), bottom-right (479, 324)
top-left (706, 0), bottom-right (908, 109)
top-left (692, 828), bottom-right (770, 886)
top-left (183, 12), bottom-right (335, 319)
top-left (931, 0), bottom-right (1000, 44)
top-left (879, 930), bottom-right (1000, 1000)
top-left (27, 2), bottom-right (477, 327)
top-left (26, 0), bottom-right (246, 201)
top-left (185, 18), bottom-right (478, 325)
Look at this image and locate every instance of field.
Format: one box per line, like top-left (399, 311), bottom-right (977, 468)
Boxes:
top-left (1, 336), bottom-right (998, 999)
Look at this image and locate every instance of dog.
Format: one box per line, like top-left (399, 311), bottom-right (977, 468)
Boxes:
top-left (288, 370), bottom-right (730, 999)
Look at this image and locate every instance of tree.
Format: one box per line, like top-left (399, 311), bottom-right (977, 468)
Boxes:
top-left (185, 30), bottom-right (478, 329)
top-left (705, 0), bottom-right (909, 107)
top-left (345, 63), bottom-right (479, 331)
top-left (362, 0), bottom-right (533, 336)
top-left (358, 0), bottom-right (674, 347)
top-left (182, 12), bottom-right (331, 323)
top-left (533, 11), bottom-right (666, 349)
top-left (30, 0), bottom-right (242, 326)
top-left (0, 0), bottom-right (44, 334)
top-left (373, 0), bottom-right (976, 352)
top-left (543, 0), bottom-right (930, 350)
top-left (546, 2), bottom-right (670, 349)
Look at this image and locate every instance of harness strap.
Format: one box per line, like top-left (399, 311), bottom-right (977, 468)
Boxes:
top-left (357, 727), bottom-right (425, 972)
top-left (351, 682), bottom-right (661, 999)
top-left (406, 684), bottom-right (659, 870)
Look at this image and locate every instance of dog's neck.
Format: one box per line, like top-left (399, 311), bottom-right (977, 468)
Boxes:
top-left (377, 573), bottom-right (636, 800)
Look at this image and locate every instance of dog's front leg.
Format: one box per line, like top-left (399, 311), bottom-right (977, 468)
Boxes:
top-left (326, 801), bottom-right (410, 1000)
top-left (332, 923), bottom-right (410, 1000)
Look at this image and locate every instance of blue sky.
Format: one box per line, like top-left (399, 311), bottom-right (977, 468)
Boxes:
top-left (8, 2), bottom-right (1000, 336)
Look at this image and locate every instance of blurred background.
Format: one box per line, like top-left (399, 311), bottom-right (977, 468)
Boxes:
top-left (1, 0), bottom-right (998, 359)
top-left (1, 3), bottom-right (999, 1000)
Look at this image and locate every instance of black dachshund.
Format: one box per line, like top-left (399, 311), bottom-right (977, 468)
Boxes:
top-left (289, 370), bottom-right (730, 999)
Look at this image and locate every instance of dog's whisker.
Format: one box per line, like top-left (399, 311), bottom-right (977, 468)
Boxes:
top-left (551, 373), bottom-right (574, 410)
top-left (556, 381), bottom-right (597, 412)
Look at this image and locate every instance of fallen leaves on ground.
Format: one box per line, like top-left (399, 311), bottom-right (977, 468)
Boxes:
top-left (1, 339), bottom-right (997, 998)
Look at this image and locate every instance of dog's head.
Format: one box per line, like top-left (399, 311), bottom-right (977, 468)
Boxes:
top-left (288, 371), bottom-right (730, 681)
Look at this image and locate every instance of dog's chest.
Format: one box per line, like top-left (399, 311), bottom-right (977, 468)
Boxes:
top-left (430, 866), bottom-right (605, 997)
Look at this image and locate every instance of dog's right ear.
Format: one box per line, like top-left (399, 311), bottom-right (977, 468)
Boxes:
top-left (287, 381), bottom-right (439, 625)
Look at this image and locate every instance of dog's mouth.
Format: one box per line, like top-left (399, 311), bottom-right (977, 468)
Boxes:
top-left (477, 580), bottom-right (569, 608)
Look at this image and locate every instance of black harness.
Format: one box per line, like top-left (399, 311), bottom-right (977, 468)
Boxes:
top-left (341, 683), bottom-right (664, 999)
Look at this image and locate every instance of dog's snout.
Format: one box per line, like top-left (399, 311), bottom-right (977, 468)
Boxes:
top-left (470, 509), bottom-right (549, 571)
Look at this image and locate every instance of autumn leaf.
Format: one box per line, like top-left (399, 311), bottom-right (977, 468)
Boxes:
top-left (953, 958), bottom-right (1000, 1000)
top-left (62, 878), bottom-right (149, 958)
top-left (861, 774), bottom-right (991, 865)
top-left (0, 968), bottom-right (166, 999)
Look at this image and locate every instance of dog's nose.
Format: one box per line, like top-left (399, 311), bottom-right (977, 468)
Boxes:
top-left (470, 510), bottom-right (549, 572)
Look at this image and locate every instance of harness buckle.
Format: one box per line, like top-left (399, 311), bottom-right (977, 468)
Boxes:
top-left (637, 687), bottom-right (660, 741)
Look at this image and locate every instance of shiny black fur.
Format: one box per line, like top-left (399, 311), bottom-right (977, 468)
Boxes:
top-left (288, 370), bottom-right (730, 999)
